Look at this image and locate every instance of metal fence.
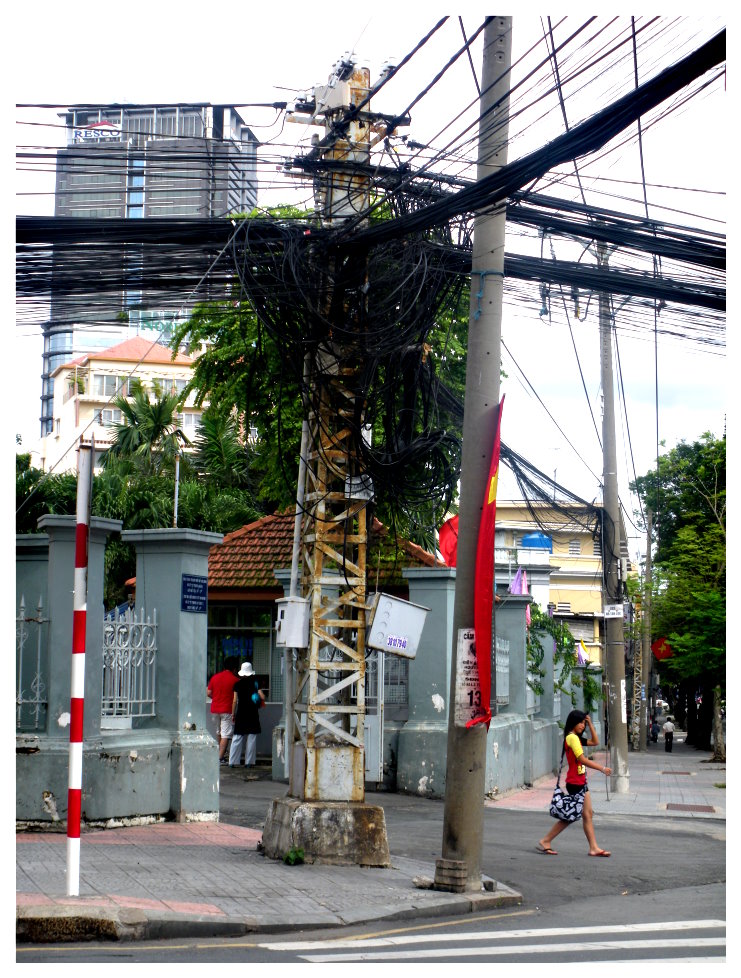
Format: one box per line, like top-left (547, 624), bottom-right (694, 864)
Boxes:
top-left (16, 596), bottom-right (49, 732)
top-left (102, 608), bottom-right (157, 719)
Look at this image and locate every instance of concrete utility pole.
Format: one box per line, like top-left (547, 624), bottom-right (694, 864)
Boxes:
top-left (640, 509), bottom-right (653, 748)
top-left (435, 16), bottom-right (512, 893)
top-left (598, 242), bottom-right (630, 793)
top-left (631, 600), bottom-right (643, 751)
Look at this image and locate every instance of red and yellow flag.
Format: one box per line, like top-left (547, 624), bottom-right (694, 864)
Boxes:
top-left (467, 395), bottom-right (504, 729)
top-left (438, 514), bottom-right (459, 567)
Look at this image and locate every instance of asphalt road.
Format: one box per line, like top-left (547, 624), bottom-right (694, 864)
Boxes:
top-left (218, 771), bottom-right (726, 915)
top-left (17, 771), bottom-right (726, 963)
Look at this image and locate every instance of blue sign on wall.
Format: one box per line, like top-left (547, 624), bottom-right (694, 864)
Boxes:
top-left (181, 574), bottom-right (208, 614)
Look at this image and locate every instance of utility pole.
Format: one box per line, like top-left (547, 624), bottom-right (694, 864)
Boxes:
top-left (598, 242), bottom-right (630, 792)
top-left (435, 16), bottom-right (512, 893)
top-left (631, 596), bottom-right (643, 751)
top-left (263, 57), bottom-right (407, 866)
top-left (640, 509), bottom-right (653, 748)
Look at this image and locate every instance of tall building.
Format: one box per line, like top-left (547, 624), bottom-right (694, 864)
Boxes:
top-left (41, 103), bottom-right (258, 435)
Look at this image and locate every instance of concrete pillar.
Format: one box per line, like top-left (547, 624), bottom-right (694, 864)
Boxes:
top-left (39, 515), bottom-right (122, 740)
top-left (16, 516), bottom-right (121, 823)
top-left (537, 628), bottom-right (557, 721)
top-left (496, 594), bottom-right (531, 716)
top-left (396, 567), bottom-right (456, 797)
top-left (16, 533), bottom-right (50, 618)
top-left (121, 528), bottom-right (223, 818)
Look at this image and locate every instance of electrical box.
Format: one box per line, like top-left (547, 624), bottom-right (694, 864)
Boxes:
top-left (366, 593), bottom-right (429, 659)
top-left (314, 81), bottom-right (351, 113)
top-left (275, 596), bottom-right (310, 649)
top-left (344, 473), bottom-right (374, 501)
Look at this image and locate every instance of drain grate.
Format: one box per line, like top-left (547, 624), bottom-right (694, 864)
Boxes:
top-left (666, 803), bottom-right (715, 813)
top-left (661, 771), bottom-right (691, 775)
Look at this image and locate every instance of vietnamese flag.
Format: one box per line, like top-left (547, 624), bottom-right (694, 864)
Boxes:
top-left (467, 395), bottom-right (504, 729)
top-left (439, 514), bottom-right (459, 567)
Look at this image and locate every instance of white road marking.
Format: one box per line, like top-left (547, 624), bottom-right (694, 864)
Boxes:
top-left (260, 918), bottom-right (725, 952)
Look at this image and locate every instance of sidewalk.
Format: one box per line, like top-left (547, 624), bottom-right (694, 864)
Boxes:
top-left (16, 735), bottom-right (724, 943)
top-left (487, 733), bottom-right (726, 819)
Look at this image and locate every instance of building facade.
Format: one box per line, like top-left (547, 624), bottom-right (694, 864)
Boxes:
top-left (41, 103), bottom-right (258, 435)
top-left (495, 500), bottom-right (633, 666)
top-left (39, 336), bottom-right (202, 474)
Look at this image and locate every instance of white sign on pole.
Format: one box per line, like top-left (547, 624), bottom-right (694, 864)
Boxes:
top-left (604, 604), bottom-right (624, 619)
top-left (454, 628), bottom-right (487, 727)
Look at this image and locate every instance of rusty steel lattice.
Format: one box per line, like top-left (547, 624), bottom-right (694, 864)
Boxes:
top-left (290, 372), bottom-right (369, 802)
top-left (285, 62), bottom-right (375, 802)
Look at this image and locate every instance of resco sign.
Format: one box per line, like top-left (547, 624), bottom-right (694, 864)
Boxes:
top-left (74, 121), bottom-right (122, 143)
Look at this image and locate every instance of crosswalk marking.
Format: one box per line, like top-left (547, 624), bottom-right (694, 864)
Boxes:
top-left (261, 918), bottom-right (725, 953)
top-left (299, 936), bottom-right (725, 963)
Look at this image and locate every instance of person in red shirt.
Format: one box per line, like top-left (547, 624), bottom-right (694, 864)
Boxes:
top-left (537, 710), bottom-right (612, 857)
top-left (207, 656), bottom-right (239, 764)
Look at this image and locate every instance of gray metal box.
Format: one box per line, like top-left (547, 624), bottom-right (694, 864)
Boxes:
top-left (366, 592), bottom-right (429, 659)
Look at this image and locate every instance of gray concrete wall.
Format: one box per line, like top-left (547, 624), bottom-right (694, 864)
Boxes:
top-left (395, 568), bottom-right (456, 798)
top-left (17, 516), bottom-right (122, 822)
top-left (121, 528), bottom-right (223, 819)
top-left (17, 523), bottom-right (224, 825)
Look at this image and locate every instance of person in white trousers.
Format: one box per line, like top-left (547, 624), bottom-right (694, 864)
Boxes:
top-left (229, 662), bottom-right (265, 767)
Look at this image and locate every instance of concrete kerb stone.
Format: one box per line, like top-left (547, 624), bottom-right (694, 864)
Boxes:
top-left (16, 879), bottom-right (523, 943)
top-left (16, 905), bottom-right (150, 943)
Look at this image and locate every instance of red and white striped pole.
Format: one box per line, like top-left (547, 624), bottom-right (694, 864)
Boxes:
top-left (67, 442), bottom-right (92, 896)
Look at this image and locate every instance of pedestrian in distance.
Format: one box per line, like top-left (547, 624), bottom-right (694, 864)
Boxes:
top-left (663, 715), bottom-right (675, 752)
top-left (537, 710), bottom-right (612, 857)
top-left (207, 655), bottom-right (240, 764)
top-left (651, 717), bottom-right (660, 743)
top-left (229, 662), bottom-right (266, 767)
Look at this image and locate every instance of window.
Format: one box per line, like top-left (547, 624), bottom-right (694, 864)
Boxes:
top-left (95, 409), bottom-right (123, 425)
top-left (568, 539), bottom-right (581, 556)
top-left (154, 377), bottom-right (188, 397)
top-left (178, 412), bottom-right (200, 430)
top-left (93, 374), bottom-right (122, 398)
top-left (556, 601), bottom-right (571, 613)
top-left (592, 539), bottom-right (601, 557)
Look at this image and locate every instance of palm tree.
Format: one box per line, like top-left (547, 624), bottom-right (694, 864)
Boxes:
top-left (104, 379), bottom-right (189, 476)
top-left (191, 406), bottom-right (255, 489)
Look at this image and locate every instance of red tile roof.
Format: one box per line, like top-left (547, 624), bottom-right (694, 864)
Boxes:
top-left (57, 337), bottom-right (193, 374)
top-left (208, 512), bottom-right (444, 597)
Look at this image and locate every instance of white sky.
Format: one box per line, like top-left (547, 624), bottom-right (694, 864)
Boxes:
top-left (9, 4), bottom-right (728, 567)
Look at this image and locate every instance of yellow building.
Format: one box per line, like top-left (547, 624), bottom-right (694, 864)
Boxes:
top-left (38, 336), bottom-right (202, 474)
top-left (496, 500), bottom-right (633, 667)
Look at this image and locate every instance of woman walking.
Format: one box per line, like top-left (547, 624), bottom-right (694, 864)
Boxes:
top-left (537, 710), bottom-right (612, 857)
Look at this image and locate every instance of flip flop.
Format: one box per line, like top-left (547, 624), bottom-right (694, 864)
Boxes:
top-left (588, 849), bottom-right (611, 857)
top-left (536, 845), bottom-right (558, 855)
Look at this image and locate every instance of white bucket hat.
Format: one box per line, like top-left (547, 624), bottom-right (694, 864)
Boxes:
top-left (238, 662), bottom-right (255, 677)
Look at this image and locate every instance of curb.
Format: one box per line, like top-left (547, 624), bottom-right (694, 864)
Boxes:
top-left (16, 881), bottom-right (522, 943)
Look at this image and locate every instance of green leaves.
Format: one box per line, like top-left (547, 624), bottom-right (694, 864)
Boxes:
top-left (632, 432), bottom-right (725, 692)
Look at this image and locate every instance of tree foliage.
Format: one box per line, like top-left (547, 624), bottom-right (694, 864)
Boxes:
top-left (631, 431), bottom-right (725, 753)
top-left (170, 206), bottom-right (472, 546)
top-left (16, 398), bottom-right (263, 608)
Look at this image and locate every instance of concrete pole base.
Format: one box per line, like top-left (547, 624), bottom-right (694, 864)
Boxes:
top-left (261, 796), bottom-right (391, 867)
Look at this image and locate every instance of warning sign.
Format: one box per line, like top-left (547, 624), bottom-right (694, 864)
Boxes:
top-left (454, 628), bottom-right (487, 727)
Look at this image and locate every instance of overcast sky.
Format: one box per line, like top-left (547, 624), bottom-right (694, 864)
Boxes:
top-left (10, 5), bottom-right (727, 566)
